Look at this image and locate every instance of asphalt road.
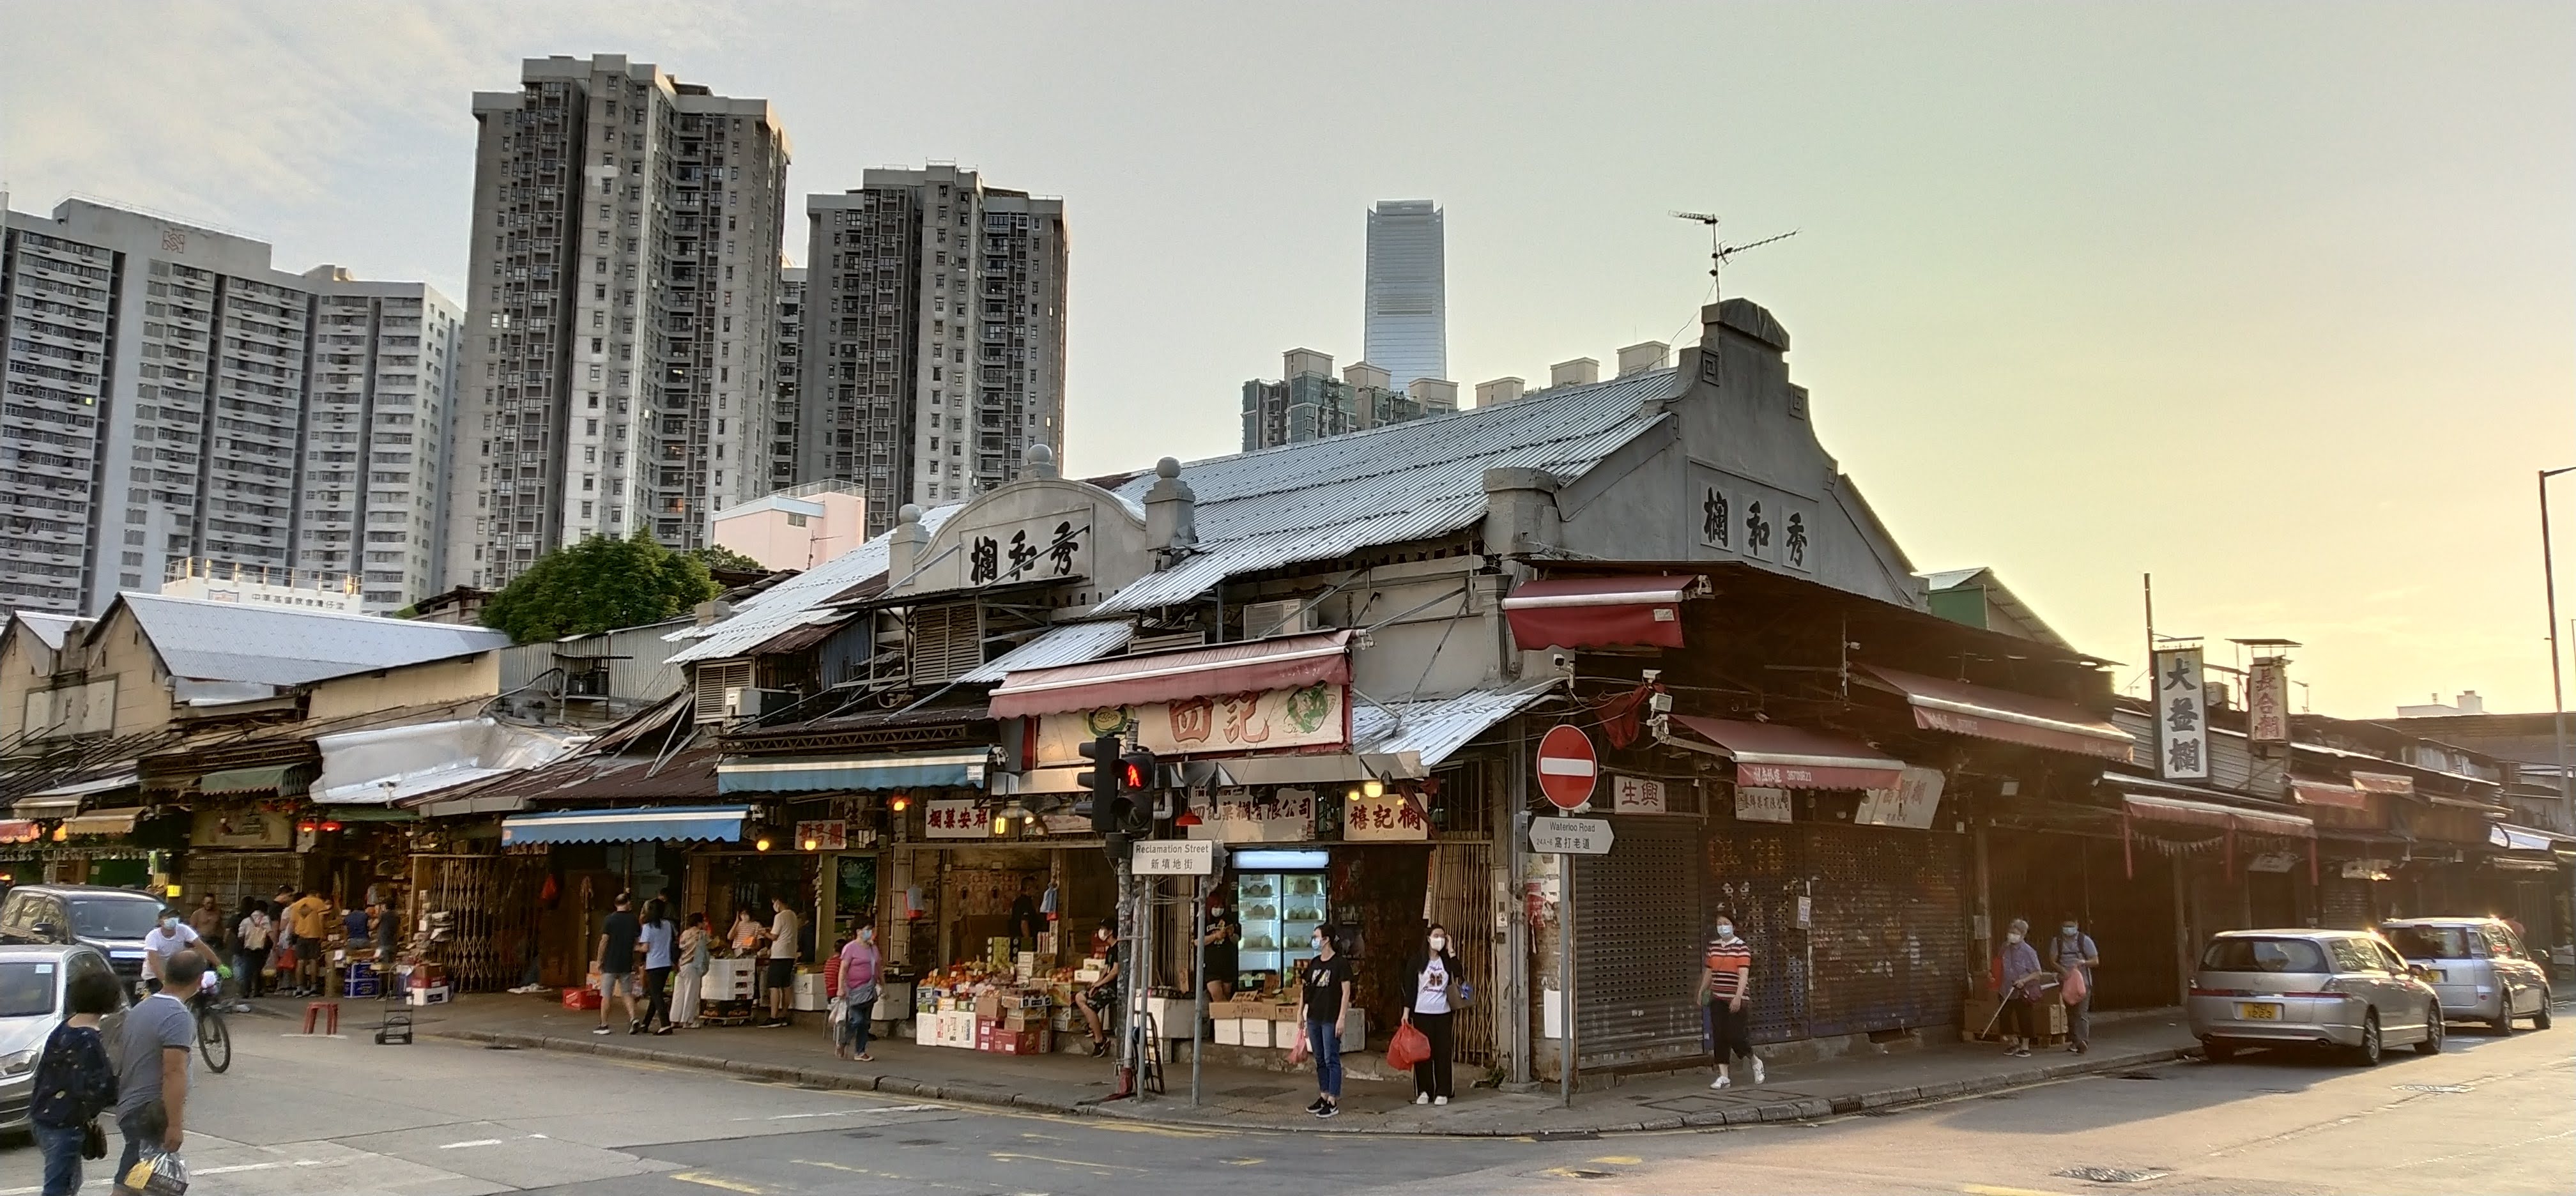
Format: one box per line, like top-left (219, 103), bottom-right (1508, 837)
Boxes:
top-left (4, 1004), bottom-right (2566, 1195)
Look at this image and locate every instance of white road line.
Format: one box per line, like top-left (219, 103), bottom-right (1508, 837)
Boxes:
top-left (736, 1102), bottom-right (944, 1121)
top-left (440, 1138), bottom-right (507, 1148)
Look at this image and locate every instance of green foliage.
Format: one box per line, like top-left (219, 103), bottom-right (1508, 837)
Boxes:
top-left (689, 544), bottom-right (770, 575)
top-left (480, 531), bottom-right (719, 643)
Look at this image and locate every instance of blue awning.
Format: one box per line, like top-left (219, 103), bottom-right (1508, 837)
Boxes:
top-left (500, 804), bottom-right (751, 846)
top-left (716, 750), bottom-right (987, 795)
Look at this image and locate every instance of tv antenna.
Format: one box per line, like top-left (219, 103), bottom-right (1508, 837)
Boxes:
top-left (1671, 213), bottom-right (1797, 386)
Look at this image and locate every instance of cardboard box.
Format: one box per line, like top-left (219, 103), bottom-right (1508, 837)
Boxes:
top-left (1144, 996), bottom-right (1195, 1033)
top-left (1213, 1018), bottom-right (1244, 1046)
top-left (994, 1028), bottom-right (1051, 1055)
top-left (974, 993), bottom-right (1004, 1020)
top-left (406, 985), bottom-right (451, 1007)
top-left (562, 986), bottom-right (602, 1011)
top-left (1240, 1017), bottom-right (1273, 1048)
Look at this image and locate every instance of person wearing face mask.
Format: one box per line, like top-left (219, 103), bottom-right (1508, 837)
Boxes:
top-left (142, 907), bottom-right (220, 997)
top-left (1200, 896), bottom-right (1241, 1008)
top-left (835, 919), bottom-right (882, 1062)
top-left (1996, 917), bottom-right (2053, 1057)
top-left (1402, 924), bottom-right (1462, 1105)
top-left (1698, 910), bottom-right (1761, 1089)
top-left (2051, 914), bottom-right (2099, 1054)
top-left (1296, 926), bottom-right (1352, 1119)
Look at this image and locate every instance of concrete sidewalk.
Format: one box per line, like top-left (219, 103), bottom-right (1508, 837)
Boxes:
top-left (355, 992), bottom-right (2203, 1136)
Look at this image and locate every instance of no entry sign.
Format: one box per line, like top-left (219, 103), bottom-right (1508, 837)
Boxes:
top-left (1535, 723), bottom-right (1599, 809)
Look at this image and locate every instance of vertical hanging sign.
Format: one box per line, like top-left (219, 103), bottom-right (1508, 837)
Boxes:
top-left (2247, 657), bottom-right (2291, 745)
top-left (2152, 647), bottom-right (2209, 781)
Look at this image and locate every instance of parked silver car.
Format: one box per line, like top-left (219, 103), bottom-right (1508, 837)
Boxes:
top-left (2382, 917), bottom-right (2554, 1034)
top-left (1, 942), bottom-right (127, 1136)
top-left (2188, 929), bottom-right (2444, 1066)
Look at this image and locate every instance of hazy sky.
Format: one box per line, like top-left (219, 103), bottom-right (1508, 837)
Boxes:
top-left (4, 3), bottom-right (2570, 717)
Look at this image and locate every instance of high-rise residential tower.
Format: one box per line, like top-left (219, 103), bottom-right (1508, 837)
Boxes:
top-left (1363, 199), bottom-right (1446, 392)
top-left (0, 197), bottom-right (461, 616)
top-left (799, 165), bottom-right (1066, 537)
top-left (443, 54), bottom-right (790, 590)
top-left (770, 265), bottom-right (804, 493)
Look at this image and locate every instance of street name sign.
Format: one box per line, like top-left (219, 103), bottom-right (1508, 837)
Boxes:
top-left (1529, 816), bottom-right (1614, 855)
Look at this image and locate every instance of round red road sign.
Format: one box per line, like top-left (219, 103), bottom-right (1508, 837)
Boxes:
top-left (1535, 723), bottom-right (1598, 810)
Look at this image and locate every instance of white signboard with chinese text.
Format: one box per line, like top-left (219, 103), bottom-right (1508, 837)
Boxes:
top-left (1855, 766), bottom-right (1945, 829)
top-left (1130, 840), bottom-right (1216, 875)
top-left (1735, 785), bottom-right (1793, 824)
top-left (1343, 791), bottom-right (1430, 841)
top-left (956, 509), bottom-right (1092, 589)
top-left (2247, 657), bottom-right (2290, 744)
top-left (1610, 775), bottom-right (1667, 815)
top-left (1529, 816), bottom-right (1613, 855)
top-left (2153, 647), bottom-right (2209, 781)
top-left (1184, 787), bottom-right (1316, 843)
top-left (923, 799), bottom-right (992, 839)
top-left (1033, 684), bottom-right (1347, 763)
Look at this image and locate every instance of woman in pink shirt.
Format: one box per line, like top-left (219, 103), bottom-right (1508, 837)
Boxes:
top-left (835, 921), bottom-right (882, 1062)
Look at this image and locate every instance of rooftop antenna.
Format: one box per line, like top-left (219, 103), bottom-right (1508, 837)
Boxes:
top-left (1670, 212), bottom-right (1797, 386)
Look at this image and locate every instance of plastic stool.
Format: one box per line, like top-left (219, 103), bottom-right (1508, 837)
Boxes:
top-left (302, 1000), bottom-right (341, 1036)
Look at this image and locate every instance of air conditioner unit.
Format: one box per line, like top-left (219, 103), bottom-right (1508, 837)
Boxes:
top-left (1242, 599), bottom-right (1319, 638)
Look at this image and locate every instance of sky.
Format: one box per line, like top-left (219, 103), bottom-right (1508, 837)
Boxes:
top-left (4, 2), bottom-right (2571, 718)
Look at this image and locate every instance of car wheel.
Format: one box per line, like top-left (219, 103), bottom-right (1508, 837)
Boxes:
top-left (2491, 990), bottom-right (2515, 1036)
top-left (2202, 1039), bottom-right (2237, 1062)
top-left (2535, 1002), bottom-right (2554, 1031)
top-left (2414, 1006), bottom-right (2444, 1055)
top-left (2352, 1011), bottom-right (2382, 1067)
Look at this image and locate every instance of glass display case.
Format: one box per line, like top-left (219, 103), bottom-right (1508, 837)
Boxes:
top-left (1232, 866), bottom-right (1330, 982)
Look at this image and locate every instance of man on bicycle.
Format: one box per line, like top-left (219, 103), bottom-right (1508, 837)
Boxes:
top-left (143, 906), bottom-right (226, 1010)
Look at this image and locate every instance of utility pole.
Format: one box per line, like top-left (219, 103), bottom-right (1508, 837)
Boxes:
top-left (2541, 468), bottom-right (2575, 823)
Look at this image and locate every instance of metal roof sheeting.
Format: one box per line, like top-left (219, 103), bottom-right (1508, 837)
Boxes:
top-left (664, 505), bottom-right (962, 664)
top-left (958, 621), bottom-right (1135, 684)
top-left (1351, 682), bottom-right (1561, 770)
top-left (118, 592), bottom-right (509, 687)
top-left (11, 612), bottom-right (83, 650)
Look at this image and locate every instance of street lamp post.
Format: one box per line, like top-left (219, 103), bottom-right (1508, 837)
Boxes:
top-left (2542, 467), bottom-right (2576, 825)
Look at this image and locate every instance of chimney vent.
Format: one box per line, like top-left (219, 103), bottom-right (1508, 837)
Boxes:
top-left (1617, 341), bottom-right (1669, 377)
top-left (1475, 377), bottom-right (1526, 408)
top-left (1550, 357), bottom-right (1599, 388)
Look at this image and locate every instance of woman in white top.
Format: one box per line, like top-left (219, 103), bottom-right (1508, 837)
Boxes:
top-left (1400, 924), bottom-right (1464, 1105)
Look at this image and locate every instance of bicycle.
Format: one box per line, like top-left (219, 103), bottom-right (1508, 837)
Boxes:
top-left (192, 986), bottom-right (232, 1074)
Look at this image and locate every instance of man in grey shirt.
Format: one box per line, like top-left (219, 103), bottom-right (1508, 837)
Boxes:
top-left (114, 949), bottom-right (204, 1190)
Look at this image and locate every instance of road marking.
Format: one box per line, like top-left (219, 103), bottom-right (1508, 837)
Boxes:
top-left (1225, 1157), bottom-right (1265, 1165)
top-left (671, 1172), bottom-right (769, 1194)
top-left (1080, 1119), bottom-right (1227, 1138)
top-left (439, 1138), bottom-right (506, 1149)
top-left (990, 1151), bottom-right (1146, 1172)
top-left (744, 1101), bottom-right (942, 1121)
top-left (1961, 1186), bottom-right (2080, 1196)
top-left (1590, 1155), bottom-right (1641, 1165)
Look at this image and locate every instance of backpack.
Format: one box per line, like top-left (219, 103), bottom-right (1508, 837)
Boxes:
top-left (239, 913), bottom-right (272, 951)
top-left (31, 1022), bottom-right (117, 1128)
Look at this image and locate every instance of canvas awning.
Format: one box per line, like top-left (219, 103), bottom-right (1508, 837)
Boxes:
top-left (1863, 666), bottom-right (2133, 761)
top-left (1501, 576), bottom-right (1701, 650)
top-left (2290, 779), bottom-right (2369, 810)
top-left (1666, 716), bottom-right (1906, 791)
top-left (988, 630), bottom-right (1353, 719)
top-left (716, 749), bottom-right (989, 795)
top-left (2490, 824), bottom-right (2566, 853)
top-left (60, 809), bottom-right (142, 837)
top-left (2425, 793), bottom-right (2508, 815)
top-left (500, 804), bottom-right (751, 846)
top-left (2121, 792), bottom-right (2313, 838)
top-left (0, 819), bottom-right (42, 844)
top-left (10, 770), bottom-right (139, 818)
top-left (199, 764), bottom-right (312, 797)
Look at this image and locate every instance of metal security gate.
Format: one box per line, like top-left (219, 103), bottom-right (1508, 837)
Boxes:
top-left (180, 852), bottom-right (306, 922)
top-left (1429, 842), bottom-right (1497, 1066)
top-left (1573, 820), bottom-right (1705, 1068)
top-left (1707, 822), bottom-right (1966, 1045)
top-left (411, 854), bottom-right (547, 992)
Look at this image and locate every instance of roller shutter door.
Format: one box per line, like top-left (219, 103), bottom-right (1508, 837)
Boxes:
top-left (1707, 822), bottom-right (1966, 1044)
top-left (1572, 819), bottom-right (1704, 1068)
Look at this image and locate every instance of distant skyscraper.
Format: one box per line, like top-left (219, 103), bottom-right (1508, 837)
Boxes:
top-left (1363, 200), bottom-right (1446, 392)
top-left (1239, 349), bottom-right (1454, 452)
top-left (799, 165), bottom-right (1067, 537)
top-left (771, 266), bottom-right (805, 492)
top-left (0, 198), bottom-right (462, 616)
top-left (443, 54), bottom-right (791, 590)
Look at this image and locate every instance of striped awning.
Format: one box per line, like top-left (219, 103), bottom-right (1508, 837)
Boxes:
top-left (716, 749), bottom-right (988, 795)
top-left (500, 804), bottom-right (751, 847)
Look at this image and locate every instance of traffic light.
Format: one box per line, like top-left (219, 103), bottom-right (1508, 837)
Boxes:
top-left (1077, 734), bottom-right (1122, 834)
top-left (1117, 748), bottom-right (1158, 835)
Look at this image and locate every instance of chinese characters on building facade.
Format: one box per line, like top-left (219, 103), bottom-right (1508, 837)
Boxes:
top-left (2247, 657), bottom-right (2291, 744)
top-left (1697, 477), bottom-right (1812, 571)
top-left (2153, 646), bottom-right (2210, 781)
top-left (1032, 684), bottom-right (1348, 763)
top-left (954, 510), bottom-right (1092, 588)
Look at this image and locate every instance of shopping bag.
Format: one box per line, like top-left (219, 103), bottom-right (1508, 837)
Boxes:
top-left (1386, 1021), bottom-right (1430, 1071)
top-left (2060, 965), bottom-right (2089, 1005)
top-left (1287, 1023), bottom-right (1310, 1065)
top-left (123, 1148), bottom-right (190, 1193)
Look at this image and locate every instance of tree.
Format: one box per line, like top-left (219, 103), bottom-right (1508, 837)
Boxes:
top-left (689, 544), bottom-right (769, 576)
top-left (480, 531), bottom-right (719, 643)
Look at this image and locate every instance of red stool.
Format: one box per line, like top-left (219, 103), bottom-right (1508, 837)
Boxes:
top-left (302, 1000), bottom-right (341, 1036)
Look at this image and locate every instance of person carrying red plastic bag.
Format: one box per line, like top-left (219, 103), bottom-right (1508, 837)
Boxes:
top-left (2051, 915), bottom-right (2099, 1054)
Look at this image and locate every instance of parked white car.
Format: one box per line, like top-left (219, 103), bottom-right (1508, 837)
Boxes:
top-left (2188, 929), bottom-right (2444, 1066)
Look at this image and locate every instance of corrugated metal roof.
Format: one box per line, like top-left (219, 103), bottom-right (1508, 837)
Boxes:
top-left (1093, 371), bottom-right (1676, 613)
top-left (958, 620), bottom-right (1134, 684)
top-left (10, 612), bottom-right (83, 650)
top-left (119, 592), bottom-right (510, 687)
top-left (1351, 681), bottom-right (1563, 769)
top-left (664, 505), bottom-right (962, 664)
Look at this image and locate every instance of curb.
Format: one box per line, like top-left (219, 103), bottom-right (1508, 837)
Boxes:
top-left (427, 1026), bottom-right (2197, 1137)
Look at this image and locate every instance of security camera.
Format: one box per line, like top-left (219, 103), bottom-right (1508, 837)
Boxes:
top-left (1550, 652), bottom-right (1571, 671)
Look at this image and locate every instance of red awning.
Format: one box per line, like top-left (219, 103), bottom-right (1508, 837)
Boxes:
top-left (2122, 792), bottom-right (2314, 838)
top-left (1862, 666), bottom-right (2134, 762)
top-left (1502, 576), bottom-right (1701, 651)
top-left (1668, 716), bottom-right (1905, 791)
top-left (988, 629), bottom-right (1353, 719)
top-left (2349, 771), bottom-right (2414, 797)
top-left (2290, 780), bottom-right (2368, 810)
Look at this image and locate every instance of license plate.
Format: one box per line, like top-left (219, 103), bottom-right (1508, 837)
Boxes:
top-left (2426, 970), bottom-right (2446, 982)
top-left (2237, 1002), bottom-right (2281, 1020)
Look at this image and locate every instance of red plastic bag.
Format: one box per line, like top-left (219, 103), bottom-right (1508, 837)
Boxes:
top-left (1386, 1021), bottom-right (1431, 1071)
top-left (1287, 1023), bottom-right (1310, 1065)
top-left (2060, 965), bottom-right (2089, 1006)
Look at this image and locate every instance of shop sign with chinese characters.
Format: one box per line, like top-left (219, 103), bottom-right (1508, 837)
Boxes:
top-left (2248, 657), bottom-right (2292, 744)
top-left (1032, 684), bottom-right (1347, 763)
top-left (1854, 766), bottom-right (1945, 830)
top-left (1610, 775), bottom-right (1667, 815)
top-left (923, 799), bottom-right (992, 839)
top-left (1184, 787), bottom-right (1316, 843)
top-left (2152, 647), bottom-right (2209, 781)
top-left (953, 510), bottom-right (1091, 589)
top-left (1735, 785), bottom-right (1793, 824)
top-left (1695, 471), bottom-right (1814, 572)
top-left (1342, 791), bottom-right (1430, 841)
top-left (795, 820), bottom-right (849, 851)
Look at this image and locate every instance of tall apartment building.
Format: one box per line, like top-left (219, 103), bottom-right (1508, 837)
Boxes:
top-left (0, 197), bottom-right (461, 617)
top-left (1363, 199), bottom-right (1447, 392)
top-left (770, 265), bottom-right (804, 492)
top-left (799, 166), bottom-right (1066, 537)
top-left (443, 54), bottom-right (790, 590)
top-left (1240, 348), bottom-right (1455, 451)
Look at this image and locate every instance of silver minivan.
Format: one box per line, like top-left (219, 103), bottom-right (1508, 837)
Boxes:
top-left (2188, 929), bottom-right (2444, 1066)
top-left (2382, 918), bottom-right (2554, 1034)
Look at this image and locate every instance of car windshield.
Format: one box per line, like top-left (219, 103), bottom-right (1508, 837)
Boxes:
top-left (68, 898), bottom-right (165, 940)
top-left (2385, 926), bottom-right (2471, 960)
top-left (2202, 937), bottom-right (2330, 974)
top-left (0, 960), bottom-right (59, 1017)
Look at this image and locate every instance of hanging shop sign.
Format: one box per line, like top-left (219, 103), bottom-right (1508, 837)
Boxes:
top-left (795, 820), bottom-right (850, 851)
top-left (2248, 658), bottom-right (2292, 744)
top-left (1185, 786), bottom-right (1317, 843)
top-left (2340, 858), bottom-right (2393, 881)
top-left (924, 799), bottom-right (992, 839)
top-left (1031, 684), bottom-right (1347, 763)
top-left (2247, 852), bottom-right (2299, 873)
top-left (1855, 766), bottom-right (1945, 830)
top-left (1342, 791), bottom-right (1430, 841)
top-left (1610, 775), bottom-right (1667, 815)
top-left (191, 809), bottom-right (295, 850)
top-left (1735, 786), bottom-right (1793, 824)
top-left (2152, 647), bottom-right (2209, 780)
